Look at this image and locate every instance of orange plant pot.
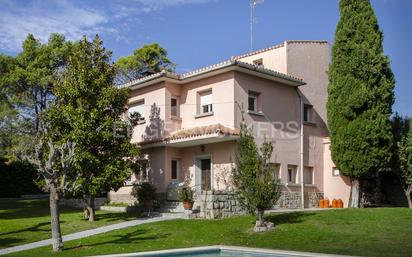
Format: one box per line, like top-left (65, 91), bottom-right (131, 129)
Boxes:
top-left (337, 199), bottom-right (344, 208)
top-left (332, 199), bottom-right (337, 208)
top-left (324, 198), bottom-right (330, 208)
top-left (183, 201), bottom-right (193, 210)
top-left (319, 199), bottom-right (325, 208)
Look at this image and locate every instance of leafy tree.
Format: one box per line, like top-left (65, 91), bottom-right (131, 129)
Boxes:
top-left (1, 34), bottom-right (71, 158)
top-left (399, 121), bottom-right (412, 208)
top-left (327, 0), bottom-right (395, 207)
top-left (232, 122), bottom-right (281, 228)
top-left (0, 54), bottom-right (17, 156)
top-left (49, 35), bottom-right (139, 221)
top-left (391, 114), bottom-right (412, 207)
top-left (114, 43), bottom-right (175, 84)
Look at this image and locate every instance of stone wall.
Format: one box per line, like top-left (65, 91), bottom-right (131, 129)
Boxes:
top-left (306, 192), bottom-right (323, 208)
top-left (192, 190), bottom-right (323, 219)
top-left (277, 191), bottom-right (323, 209)
top-left (107, 192), bottom-right (137, 205)
top-left (60, 197), bottom-right (107, 209)
top-left (195, 190), bottom-right (244, 219)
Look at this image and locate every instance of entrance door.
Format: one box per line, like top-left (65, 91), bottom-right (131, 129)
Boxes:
top-left (201, 158), bottom-right (211, 191)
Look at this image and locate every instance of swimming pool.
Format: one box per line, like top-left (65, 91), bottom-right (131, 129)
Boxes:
top-left (90, 246), bottom-right (351, 257)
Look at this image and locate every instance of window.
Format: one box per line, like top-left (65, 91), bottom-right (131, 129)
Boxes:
top-left (135, 160), bottom-right (149, 183)
top-left (303, 104), bottom-right (313, 123)
top-left (199, 90), bottom-right (213, 114)
top-left (253, 58), bottom-right (263, 68)
top-left (332, 167), bottom-right (340, 177)
top-left (304, 167), bottom-right (314, 185)
top-left (248, 92), bottom-right (259, 112)
top-left (171, 97), bottom-right (179, 117)
top-left (269, 163), bottom-right (281, 180)
top-left (287, 165), bottom-right (298, 184)
top-left (171, 159), bottom-right (179, 180)
top-left (128, 100), bottom-right (145, 122)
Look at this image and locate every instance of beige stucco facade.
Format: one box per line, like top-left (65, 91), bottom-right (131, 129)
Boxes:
top-left (109, 40), bottom-right (351, 208)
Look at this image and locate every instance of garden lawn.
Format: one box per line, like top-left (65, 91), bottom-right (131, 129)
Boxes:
top-left (3, 208), bottom-right (412, 257)
top-left (0, 199), bottom-right (137, 249)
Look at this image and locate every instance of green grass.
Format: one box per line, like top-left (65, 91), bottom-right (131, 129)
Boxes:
top-left (3, 208), bottom-right (412, 257)
top-left (0, 199), bottom-right (138, 249)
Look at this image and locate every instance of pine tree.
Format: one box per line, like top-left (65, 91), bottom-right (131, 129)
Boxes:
top-left (114, 43), bottom-right (175, 84)
top-left (327, 0), bottom-right (395, 207)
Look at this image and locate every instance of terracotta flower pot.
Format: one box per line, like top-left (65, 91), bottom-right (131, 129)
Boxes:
top-left (183, 201), bottom-right (193, 210)
top-left (324, 198), bottom-right (330, 208)
top-left (337, 199), bottom-right (344, 208)
top-left (332, 199), bottom-right (337, 208)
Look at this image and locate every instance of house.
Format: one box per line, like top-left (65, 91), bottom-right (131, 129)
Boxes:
top-left (108, 40), bottom-right (351, 214)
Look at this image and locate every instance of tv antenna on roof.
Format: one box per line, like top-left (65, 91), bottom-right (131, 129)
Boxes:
top-left (250, 0), bottom-right (264, 52)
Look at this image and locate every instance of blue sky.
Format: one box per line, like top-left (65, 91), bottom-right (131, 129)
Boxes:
top-left (1, 0), bottom-right (411, 115)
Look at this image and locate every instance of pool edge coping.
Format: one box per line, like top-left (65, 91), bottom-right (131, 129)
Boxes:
top-left (86, 245), bottom-right (357, 257)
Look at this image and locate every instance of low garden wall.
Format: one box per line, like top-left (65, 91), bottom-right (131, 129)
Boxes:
top-left (193, 190), bottom-right (323, 219)
top-left (60, 197), bottom-right (107, 209)
top-left (195, 190), bottom-right (244, 219)
top-left (277, 192), bottom-right (323, 209)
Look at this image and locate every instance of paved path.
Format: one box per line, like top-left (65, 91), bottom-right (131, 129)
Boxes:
top-left (0, 214), bottom-right (183, 256)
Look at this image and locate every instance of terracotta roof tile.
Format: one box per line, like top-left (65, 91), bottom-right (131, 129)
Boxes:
top-left (168, 124), bottom-right (240, 140)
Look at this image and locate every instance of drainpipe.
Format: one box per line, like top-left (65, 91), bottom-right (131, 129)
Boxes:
top-left (297, 89), bottom-right (305, 209)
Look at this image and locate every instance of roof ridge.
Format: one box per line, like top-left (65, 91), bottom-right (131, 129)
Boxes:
top-left (231, 42), bottom-right (285, 60)
top-left (180, 59), bottom-right (234, 78)
top-left (286, 40), bottom-right (328, 44)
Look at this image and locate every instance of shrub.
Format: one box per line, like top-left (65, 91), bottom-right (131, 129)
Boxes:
top-left (135, 182), bottom-right (156, 204)
top-left (178, 185), bottom-right (194, 202)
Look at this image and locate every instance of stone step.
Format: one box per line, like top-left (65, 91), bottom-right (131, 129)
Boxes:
top-left (158, 201), bottom-right (185, 213)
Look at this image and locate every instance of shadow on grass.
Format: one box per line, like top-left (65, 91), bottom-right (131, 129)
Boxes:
top-left (65, 228), bottom-right (170, 250)
top-left (0, 237), bottom-right (25, 248)
top-left (0, 199), bottom-right (80, 220)
top-left (0, 221), bottom-right (52, 237)
top-left (265, 211), bottom-right (317, 225)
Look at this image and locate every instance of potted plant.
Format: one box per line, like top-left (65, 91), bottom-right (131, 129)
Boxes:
top-left (135, 182), bottom-right (157, 209)
top-left (178, 184), bottom-right (194, 210)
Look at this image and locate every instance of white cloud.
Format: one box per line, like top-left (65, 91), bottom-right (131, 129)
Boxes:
top-left (0, 1), bottom-right (112, 52)
top-left (132, 0), bottom-right (214, 11)
top-left (0, 0), bottom-right (216, 52)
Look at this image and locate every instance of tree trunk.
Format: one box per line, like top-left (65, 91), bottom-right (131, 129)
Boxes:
top-left (256, 209), bottom-right (265, 226)
top-left (83, 194), bottom-right (96, 222)
top-left (49, 184), bottom-right (63, 252)
top-left (405, 188), bottom-right (412, 208)
top-left (349, 178), bottom-right (360, 208)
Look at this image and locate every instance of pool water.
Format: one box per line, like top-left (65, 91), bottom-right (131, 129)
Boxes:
top-left (134, 249), bottom-right (303, 257)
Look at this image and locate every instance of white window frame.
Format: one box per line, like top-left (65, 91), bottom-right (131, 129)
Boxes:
top-left (248, 93), bottom-right (258, 112)
top-left (269, 163), bottom-right (281, 181)
top-left (332, 167), bottom-right (340, 177)
top-left (171, 159), bottom-right (180, 181)
top-left (198, 90), bottom-right (213, 115)
top-left (137, 160), bottom-right (149, 183)
top-left (287, 165), bottom-right (298, 184)
top-left (128, 100), bottom-right (145, 123)
top-left (304, 166), bottom-right (314, 185)
top-left (303, 104), bottom-right (313, 123)
top-left (171, 96), bottom-right (180, 117)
